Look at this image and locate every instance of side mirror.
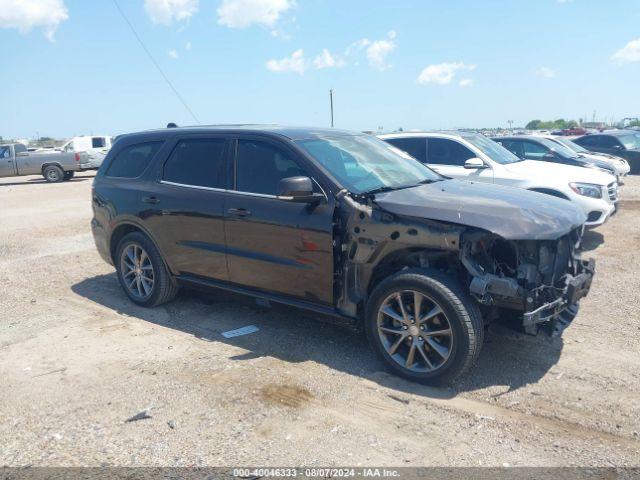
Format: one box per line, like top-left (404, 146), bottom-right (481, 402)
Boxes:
top-left (16, 152), bottom-right (29, 157)
top-left (612, 144), bottom-right (623, 151)
top-left (277, 176), bottom-right (324, 204)
top-left (464, 158), bottom-right (487, 169)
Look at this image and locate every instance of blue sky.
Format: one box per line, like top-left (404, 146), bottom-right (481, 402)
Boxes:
top-left (1, 0), bottom-right (639, 139)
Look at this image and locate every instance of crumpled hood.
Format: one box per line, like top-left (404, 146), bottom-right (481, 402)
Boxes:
top-left (504, 160), bottom-right (616, 185)
top-left (374, 180), bottom-right (586, 240)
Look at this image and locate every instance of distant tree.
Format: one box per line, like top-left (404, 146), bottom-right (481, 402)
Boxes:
top-left (525, 118), bottom-right (579, 130)
top-left (630, 120), bottom-right (640, 127)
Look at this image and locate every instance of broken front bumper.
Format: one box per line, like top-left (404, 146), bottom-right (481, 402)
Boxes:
top-left (522, 258), bottom-right (595, 336)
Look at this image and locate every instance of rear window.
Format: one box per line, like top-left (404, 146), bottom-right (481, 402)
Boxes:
top-left (163, 138), bottom-right (227, 188)
top-left (92, 137), bottom-right (106, 148)
top-left (13, 143), bottom-right (27, 154)
top-left (106, 142), bottom-right (163, 178)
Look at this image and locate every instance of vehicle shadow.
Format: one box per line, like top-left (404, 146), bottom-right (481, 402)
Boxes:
top-left (581, 229), bottom-right (604, 251)
top-left (72, 273), bottom-right (563, 399)
top-left (0, 178), bottom-right (91, 187)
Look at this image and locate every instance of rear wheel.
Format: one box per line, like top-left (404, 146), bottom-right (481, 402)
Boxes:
top-left (43, 165), bottom-right (64, 183)
top-left (63, 171), bottom-right (75, 181)
top-left (115, 232), bottom-right (178, 307)
top-left (365, 268), bottom-right (484, 384)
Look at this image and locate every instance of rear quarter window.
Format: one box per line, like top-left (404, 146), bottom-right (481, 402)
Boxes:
top-left (106, 141), bottom-right (163, 178)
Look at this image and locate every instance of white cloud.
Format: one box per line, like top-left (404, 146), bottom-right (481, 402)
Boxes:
top-left (417, 62), bottom-right (476, 85)
top-left (217, 0), bottom-right (294, 29)
top-left (534, 66), bottom-right (556, 78)
top-left (345, 38), bottom-right (370, 56)
top-left (313, 49), bottom-right (345, 69)
top-left (168, 49), bottom-right (179, 59)
top-left (185, 41), bottom-right (192, 51)
top-left (612, 38), bottom-right (640, 65)
top-left (144, 0), bottom-right (198, 25)
top-left (459, 78), bottom-right (474, 87)
top-left (0, 0), bottom-right (68, 41)
top-left (365, 30), bottom-right (396, 71)
top-left (266, 48), bottom-right (305, 75)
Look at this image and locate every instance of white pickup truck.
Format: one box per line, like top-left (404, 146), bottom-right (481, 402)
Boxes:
top-left (0, 143), bottom-right (90, 182)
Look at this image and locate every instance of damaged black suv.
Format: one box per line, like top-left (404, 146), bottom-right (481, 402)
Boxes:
top-left (91, 126), bottom-right (595, 383)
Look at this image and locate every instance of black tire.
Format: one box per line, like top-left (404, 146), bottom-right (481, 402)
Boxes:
top-left (43, 165), bottom-right (64, 183)
top-left (115, 232), bottom-right (179, 307)
top-left (365, 268), bottom-right (484, 385)
top-left (63, 171), bottom-right (75, 181)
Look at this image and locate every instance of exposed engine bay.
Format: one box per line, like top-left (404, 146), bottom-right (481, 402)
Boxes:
top-left (459, 229), bottom-right (595, 335)
top-left (334, 190), bottom-right (595, 337)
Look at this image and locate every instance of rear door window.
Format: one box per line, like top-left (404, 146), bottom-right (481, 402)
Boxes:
top-left (106, 142), bottom-right (163, 178)
top-left (163, 138), bottom-right (227, 189)
top-left (92, 137), bottom-right (106, 148)
top-left (385, 138), bottom-right (427, 162)
top-left (427, 138), bottom-right (476, 166)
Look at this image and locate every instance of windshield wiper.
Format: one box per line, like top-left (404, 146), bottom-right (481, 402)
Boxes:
top-left (365, 180), bottom-right (436, 196)
top-left (363, 186), bottom-right (399, 195)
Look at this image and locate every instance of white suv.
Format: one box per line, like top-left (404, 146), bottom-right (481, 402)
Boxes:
top-left (379, 132), bottom-right (618, 227)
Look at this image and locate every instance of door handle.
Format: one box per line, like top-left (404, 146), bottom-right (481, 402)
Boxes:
top-left (227, 207), bottom-right (252, 217)
top-left (142, 196), bottom-right (160, 205)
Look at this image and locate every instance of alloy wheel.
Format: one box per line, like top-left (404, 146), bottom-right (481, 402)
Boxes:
top-left (377, 290), bottom-right (453, 373)
top-left (120, 244), bottom-right (155, 300)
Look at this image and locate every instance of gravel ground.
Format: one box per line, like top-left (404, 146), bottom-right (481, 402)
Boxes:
top-left (0, 172), bottom-right (639, 467)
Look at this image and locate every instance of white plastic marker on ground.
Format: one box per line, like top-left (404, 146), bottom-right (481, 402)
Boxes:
top-left (221, 325), bottom-right (260, 338)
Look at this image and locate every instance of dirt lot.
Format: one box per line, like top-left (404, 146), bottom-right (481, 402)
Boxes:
top-left (1, 172), bottom-right (639, 467)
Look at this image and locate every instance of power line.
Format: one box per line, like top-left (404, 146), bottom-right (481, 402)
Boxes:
top-left (111, 0), bottom-right (201, 125)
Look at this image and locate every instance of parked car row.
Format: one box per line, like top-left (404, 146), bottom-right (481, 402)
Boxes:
top-left (380, 131), bottom-right (618, 227)
top-left (491, 135), bottom-right (628, 180)
top-left (90, 125), bottom-right (598, 385)
top-left (573, 131), bottom-right (640, 175)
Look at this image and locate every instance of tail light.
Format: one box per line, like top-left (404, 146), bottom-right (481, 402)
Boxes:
top-left (75, 152), bottom-right (80, 162)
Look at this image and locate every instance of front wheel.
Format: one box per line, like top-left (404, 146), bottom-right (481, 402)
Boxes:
top-left (365, 268), bottom-right (484, 385)
top-left (115, 232), bottom-right (179, 307)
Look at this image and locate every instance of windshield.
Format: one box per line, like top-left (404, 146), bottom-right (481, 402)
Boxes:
top-left (619, 134), bottom-right (640, 150)
top-left (553, 137), bottom-right (588, 153)
top-left (465, 134), bottom-right (522, 164)
top-left (295, 135), bottom-right (442, 194)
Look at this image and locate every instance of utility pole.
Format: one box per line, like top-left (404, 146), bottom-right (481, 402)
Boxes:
top-left (507, 120), bottom-right (513, 131)
top-left (329, 89), bottom-right (334, 128)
